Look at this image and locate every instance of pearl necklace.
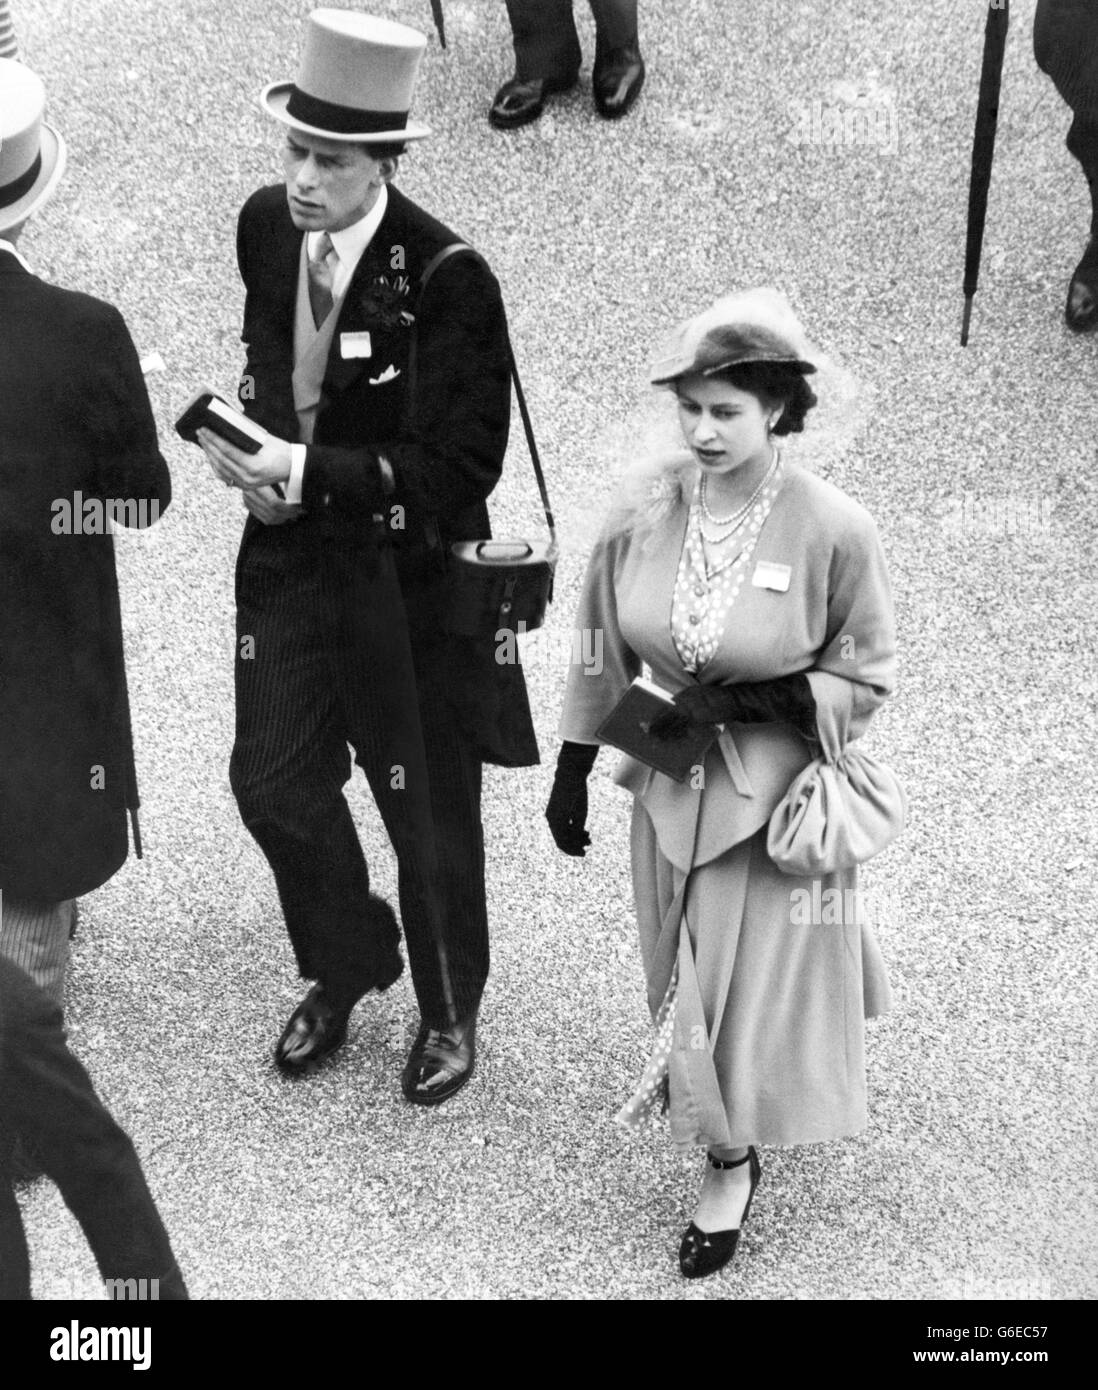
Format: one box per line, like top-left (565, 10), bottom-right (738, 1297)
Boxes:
top-left (699, 447), bottom-right (779, 543)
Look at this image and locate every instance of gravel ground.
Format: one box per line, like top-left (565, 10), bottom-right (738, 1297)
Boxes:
top-left (9, 0), bottom-right (1097, 1300)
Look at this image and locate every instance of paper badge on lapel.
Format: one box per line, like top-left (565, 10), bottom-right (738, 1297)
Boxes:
top-left (340, 331), bottom-right (373, 359)
top-left (752, 560), bottom-right (792, 592)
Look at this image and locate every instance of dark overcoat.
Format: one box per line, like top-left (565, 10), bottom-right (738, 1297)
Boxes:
top-left (0, 253), bottom-right (171, 899)
top-left (235, 183), bottom-right (539, 767)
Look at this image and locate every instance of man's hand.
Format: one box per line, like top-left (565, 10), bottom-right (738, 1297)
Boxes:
top-left (197, 426), bottom-right (293, 491)
top-left (242, 487), bottom-right (302, 527)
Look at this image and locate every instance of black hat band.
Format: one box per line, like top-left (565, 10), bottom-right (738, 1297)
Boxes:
top-left (286, 87), bottom-right (408, 135)
top-left (0, 152), bottom-right (42, 209)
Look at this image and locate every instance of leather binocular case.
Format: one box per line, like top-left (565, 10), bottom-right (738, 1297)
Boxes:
top-left (412, 242), bottom-right (558, 639)
top-left (447, 538), bottom-right (558, 636)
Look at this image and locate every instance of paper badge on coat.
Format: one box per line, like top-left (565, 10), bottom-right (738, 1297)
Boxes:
top-left (752, 560), bottom-right (792, 591)
top-left (339, 331), bottom-right (372, 359)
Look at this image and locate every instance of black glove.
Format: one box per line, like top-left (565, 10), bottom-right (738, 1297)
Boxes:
top-left (650, 674), bottom-right (818, 743)
top-left (545, 741), bottom-right (599, 856)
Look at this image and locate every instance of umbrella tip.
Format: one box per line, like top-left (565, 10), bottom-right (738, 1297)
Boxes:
top-left (960, 296), bottom-right (974, 347)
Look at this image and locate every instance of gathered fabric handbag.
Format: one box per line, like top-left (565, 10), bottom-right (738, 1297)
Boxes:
top-left (410, 243), bottom-right (558, 636)
top-left (766, 745), bottom-right (907, 876)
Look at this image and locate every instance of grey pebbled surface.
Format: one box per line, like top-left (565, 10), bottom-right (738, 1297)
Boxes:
top-left (9, 0), bottom-right (1097, 1300)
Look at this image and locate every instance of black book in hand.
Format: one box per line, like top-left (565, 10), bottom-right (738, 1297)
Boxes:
top-left (596, 677), bottom-right (721, 784)
top-left (175, 388), bottom-right (285, 500)
top-left (175, 389), bottom-right (266, 454)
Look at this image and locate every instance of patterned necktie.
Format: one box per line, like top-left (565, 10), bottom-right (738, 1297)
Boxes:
top-left (307, 231), bottom-right (336, 328)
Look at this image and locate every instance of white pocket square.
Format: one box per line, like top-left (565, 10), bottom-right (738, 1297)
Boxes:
top-left (368, 365), bottom-right (401, 386)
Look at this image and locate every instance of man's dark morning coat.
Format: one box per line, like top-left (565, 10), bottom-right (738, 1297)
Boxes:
top-left (234, 182), bottom-right (538, 770)
top-left (0, 251), bottom-right (171, 901)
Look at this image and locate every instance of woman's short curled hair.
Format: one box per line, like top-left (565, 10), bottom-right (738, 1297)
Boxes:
top-left (710, 361), bottom-right (819, 436)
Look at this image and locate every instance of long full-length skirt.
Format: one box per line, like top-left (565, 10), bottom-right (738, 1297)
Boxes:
top-left (626, 803), bottom-right (893, 1151)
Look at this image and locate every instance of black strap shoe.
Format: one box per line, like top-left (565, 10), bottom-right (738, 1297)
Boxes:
top-left (401, 1008), bottom-right (477, 1105)
top-left (679, 1146), bottom-right (761, 1279)
top-left (593, 44), bottom-right (646, 120)
top-left (489, 72), bottom-right (578, 130)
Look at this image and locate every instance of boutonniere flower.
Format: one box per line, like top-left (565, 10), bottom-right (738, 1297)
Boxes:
top-left (359, 274), bottom-right (415, 331)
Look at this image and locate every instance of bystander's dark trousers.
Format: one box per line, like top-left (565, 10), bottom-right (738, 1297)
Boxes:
top-left (505, 0), bottom-right (639, 81)
top-left (1066, 117), bottom-right (1098, 238)
top-left (1035, 0), bottom-right (1098, 234)
top-left (0, 957), bottom-right (187, 1300)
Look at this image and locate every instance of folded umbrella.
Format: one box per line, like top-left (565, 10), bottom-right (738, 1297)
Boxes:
top-left (962, 0), bottom-right (1011, 345)
top-left (429, 0), bottom-right (447, 50)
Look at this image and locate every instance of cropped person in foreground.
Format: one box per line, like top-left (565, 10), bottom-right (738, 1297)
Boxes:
top-left (0, 956), bottom-right (188, 1300)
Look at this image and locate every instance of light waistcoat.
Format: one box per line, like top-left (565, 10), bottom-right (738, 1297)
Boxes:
top-left (292, 237), bottom-right (345, 445)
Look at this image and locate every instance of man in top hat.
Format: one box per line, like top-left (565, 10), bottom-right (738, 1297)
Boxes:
top-left (197, 10), bottom-right (537, 1104)
top-left (489, 0), bottom-right (645, 130)
top-left (0, 58), bottom-right (170, 1014)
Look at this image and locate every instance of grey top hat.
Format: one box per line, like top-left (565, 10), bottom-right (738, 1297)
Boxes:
top-left (0, 59), bottom-right (66, 232)
top-left (261, 9), bottom-right (431, 143)
top-left (650, 287), bottom-right (818, 385)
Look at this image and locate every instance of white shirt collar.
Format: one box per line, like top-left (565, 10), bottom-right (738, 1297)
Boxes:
top-left (307, 184), bottom-right (388, 292)
top-left (0, 238), bottom-right (31, 271)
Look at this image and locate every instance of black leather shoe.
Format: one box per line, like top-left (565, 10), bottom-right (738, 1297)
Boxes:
top-left (274, 950), bottom-right (403, 1076)
top-left (401, 1008), bottom-right (477, 1105)
top-left (1065, 241), bottom-right (1098, 332)
top-left (489, 72), bottom-right (578, 129)
top-left (274, 985), bottom-right (352, 1075)
top-left (679, 1146), bottom-right (761, 1279)
top-left (593, 44), bottom-right (646, 119)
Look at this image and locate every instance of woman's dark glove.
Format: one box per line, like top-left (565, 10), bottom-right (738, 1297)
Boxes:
top-left (650, 674), bottom-right (818, 742)
top-left (545, 741), bottom-right (599, 856)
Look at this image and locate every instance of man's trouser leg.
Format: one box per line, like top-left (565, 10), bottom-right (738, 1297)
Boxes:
top-left (589, 0), bottom-right (639, 52)
top-left (505, 0), bottom-right (582, 82)
top-left (389, 603), bottom-right (488, 1028)
top-left (0, 897), bottom-right (72, 1009)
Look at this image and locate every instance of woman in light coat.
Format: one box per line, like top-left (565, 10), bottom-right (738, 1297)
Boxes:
top-left (546, 288), bottom-right (898, 1278)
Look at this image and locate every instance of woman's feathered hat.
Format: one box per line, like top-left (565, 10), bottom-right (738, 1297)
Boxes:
top-left (649, 286), bottom-right (817, 385)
